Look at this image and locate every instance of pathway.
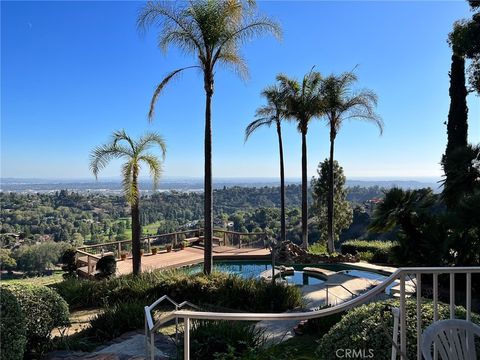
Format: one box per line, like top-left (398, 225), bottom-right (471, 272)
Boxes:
top-left (255, 272), bottom-right (386, 344)
top-left (47, 330), bottom-right (176, 360)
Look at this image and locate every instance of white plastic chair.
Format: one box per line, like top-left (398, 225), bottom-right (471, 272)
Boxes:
top-left (421, 319), bottom-right (480, 360)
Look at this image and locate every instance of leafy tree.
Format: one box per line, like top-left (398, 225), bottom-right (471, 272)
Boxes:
top-left (137, 0), bottom-right (281, 275)
top-left (0, 249), bottom-right (17, 271)
top-left (245, 83), bottom-right (288, 242)
top-left (319, 71), bottom-right (382, 252)
top-left (13, 242), bottom-right (71, 273)
top-left (277, 69), bottom-right (323, 248)
top-left (449, 3), bottom-right (480, 94)
top-left (311, 159), bottom-right (353, 249)
top-left (90, 130), bottom-right (166, 275)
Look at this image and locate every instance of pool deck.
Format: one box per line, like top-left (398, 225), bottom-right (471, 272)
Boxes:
top-left (340, 261), bottom-right (398, 275)
top-left (114, 245), bottom-right (270, 276)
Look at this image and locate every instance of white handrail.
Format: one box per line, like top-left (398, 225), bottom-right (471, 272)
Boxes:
top-left (145, 266), bottom-right (480, 360)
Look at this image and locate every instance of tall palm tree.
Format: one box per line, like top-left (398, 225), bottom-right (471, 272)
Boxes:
top-left (90, 130), bottom-right (166, 275)
top-left (277, 70), bottom-right (323, 249)
top-left (245, 84), bottom-right (287, 243)
top-left (320, 71), bottom-right (383, 253)
top-left (137, 0), bottom-right (281, 274)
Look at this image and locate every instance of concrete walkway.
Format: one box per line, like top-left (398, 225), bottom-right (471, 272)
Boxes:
top-left (255, 272), bottom-right (384, 344)
top-left (47, 331), bottom-right (176, 360)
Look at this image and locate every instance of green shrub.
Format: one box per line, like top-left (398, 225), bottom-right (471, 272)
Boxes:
top-left (316, 299), bottom-right (480, 360)
top-left (61, 248), bottom-right (77, 279)
top-left (7, 284), bottom-right (70, 356)
top-left (95, 255), bottom-right (117, 279)
top-left (357, 251), bottom-right (374, 262)
top-left (53, 270), bottom-right (302, 313)
top-left (309, 242), bottom-right (327, 255)
top-left (51, 278), bottom-right (107, 310)
top-left (0, 287), bottom-right (27, 360)
top-left (88, 301), bottom-right (145, 342)
top-left (303, 305), bottom-right (345, 337)
top-left (340, 240), bottom-right (396, 263)
top-left (188, 321), bottom-right (265, 360)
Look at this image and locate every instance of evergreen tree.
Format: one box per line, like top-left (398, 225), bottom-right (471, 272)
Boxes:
top-left (311, 159), bottom-right (353, 249)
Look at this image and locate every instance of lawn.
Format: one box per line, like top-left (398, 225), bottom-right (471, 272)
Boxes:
top-left (0, 269), bottom-right (64, 286)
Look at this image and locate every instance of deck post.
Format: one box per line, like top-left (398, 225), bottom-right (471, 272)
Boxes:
top-left (118, 242), bottom-right (121, 259)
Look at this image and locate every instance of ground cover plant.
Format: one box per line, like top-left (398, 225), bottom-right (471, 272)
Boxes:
top-left (187, 321), bottom-right (266, 360)
top-left (50, 269), bottom-right (302, 352)
top-left (53, 269), bottom-right (302, 312)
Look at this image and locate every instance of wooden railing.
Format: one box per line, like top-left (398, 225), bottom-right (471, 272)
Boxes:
top-left (75, 228), bottom-right (267, 275)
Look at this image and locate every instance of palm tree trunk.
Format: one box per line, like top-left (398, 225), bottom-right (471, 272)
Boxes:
top-left (327, 131), bottom-right (335, 253)
top-left (131, 173), bottom-right (141, 275)
top-left (301, 130), bottom-right (308, 249)
top-left (276, 121), bottom-right (286, 243)
top-left (203, 75), bottom-right (214, 275)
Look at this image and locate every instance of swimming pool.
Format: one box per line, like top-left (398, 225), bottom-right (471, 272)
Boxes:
top-left (185, 261), bottom-right (388, 286)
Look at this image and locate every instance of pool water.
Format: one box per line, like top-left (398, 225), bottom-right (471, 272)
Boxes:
top-left (282, 271), bottom-right (324, 286)
top-left (185, 261), bottom-right (388, 287)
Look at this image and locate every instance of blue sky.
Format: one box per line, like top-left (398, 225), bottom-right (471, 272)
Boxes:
top-left (1, 1), bottom-right (479, 180)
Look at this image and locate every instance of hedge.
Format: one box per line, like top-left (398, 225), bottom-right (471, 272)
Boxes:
top-left (0, 287), bottom-right (27, 360)
top-left (340, 240), bottom-right (397, 263)
top-left (53, 269), bottom-right (302, 313)
top-left (7, 284), bottom-right (70, 356)
top-left (316, 299), bottom-right (480, 360)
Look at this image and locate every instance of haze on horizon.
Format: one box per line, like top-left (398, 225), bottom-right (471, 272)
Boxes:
top-left (2, 1), bottom-right (479, 180)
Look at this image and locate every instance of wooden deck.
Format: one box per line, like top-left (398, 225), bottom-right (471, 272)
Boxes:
top-left (80, 245), bottom-right (270, 277)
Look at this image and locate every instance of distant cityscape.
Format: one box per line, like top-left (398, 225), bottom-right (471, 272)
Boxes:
top-left (0, 177), bottom-right (442, 193)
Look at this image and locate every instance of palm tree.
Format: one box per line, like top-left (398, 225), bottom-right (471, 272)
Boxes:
top-left (137, 0), bottom-right (281, 274)
top-left (90, 130), bottom-right (166, 275)
top-left (277, 70), bottom-right (323, 249)
top-left (320, 71), bottom-right (383, 253)
top-left (245, 84), bottom-right (287, 243)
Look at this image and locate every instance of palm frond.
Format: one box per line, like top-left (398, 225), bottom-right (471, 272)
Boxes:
top-left (320, 71), bottom-right (382, 136)
top-left (244, 117), bottom-right (275, 142)
top-left (216, 49), bottom-right (249, 80)
top-left (112, 129), bottom-right (136, 152)
top-left (137, 1), bottom-right (204, 57)
top-left (136, 132), bottom-right (167, 159)
top-left (89, 142), bottom-right (131, 179)
top-left (148, 66), bottom-right (199, 121)
top-left (138, 153), bottom-right (163, 190)
top-left (121, 160), bottom-right (139, 205)
top-left (216, 17), bottom-right (281, 53)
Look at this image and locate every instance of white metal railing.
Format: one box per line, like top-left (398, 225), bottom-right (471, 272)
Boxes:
top-left (145, 267), bottom-right (479, 360)
top-left (144, 295), bottom-right (200, 360)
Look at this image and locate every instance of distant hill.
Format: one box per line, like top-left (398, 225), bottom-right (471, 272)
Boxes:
top-left (0, 177), bottom-right (441, 193)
